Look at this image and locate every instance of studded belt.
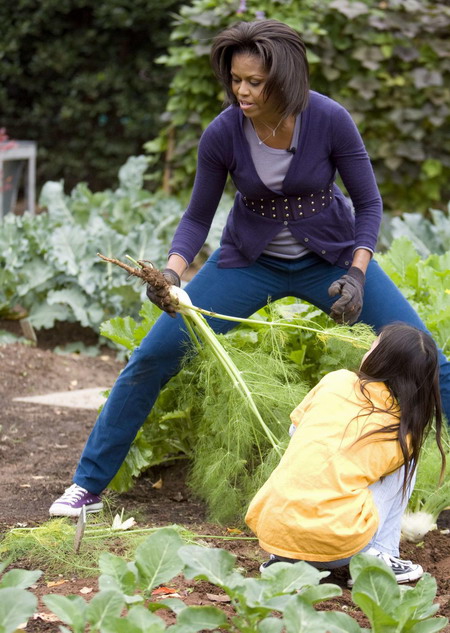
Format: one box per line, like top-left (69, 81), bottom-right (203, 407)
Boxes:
top-left (242, 184), bottom-right (334, 221)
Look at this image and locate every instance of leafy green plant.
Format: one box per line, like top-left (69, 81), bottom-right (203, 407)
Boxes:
top-left (350, 553), bottom-right (447, 633)
top-left (380, 203), bottom-right (450, 257)
top-left (3, 528), bottom-right (448, 633)
top-left (0, 559), bottom-right (42, 633)
top-left (0, 0), bottom-right (184, 190)
top-left (0, 157), bottom-right (231, 333)
top-left (375, 238), bottom-right (450, 355)
top-left (146, 0), bottom-right (450, 213)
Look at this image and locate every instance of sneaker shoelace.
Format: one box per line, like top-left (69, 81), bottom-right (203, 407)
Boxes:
top-left (379, 552), bottom-right (413, 570)
top-left (59, 484), bottom-right (88, 502)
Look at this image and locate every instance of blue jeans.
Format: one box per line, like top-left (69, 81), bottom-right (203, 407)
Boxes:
top-left (74, 250), bottom-right (450, 493)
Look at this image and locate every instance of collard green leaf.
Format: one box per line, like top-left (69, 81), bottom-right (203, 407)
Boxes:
top-left (408, 618), bottom-right (449, 632)
top-left (150, 598), bottom-right (187, 615)
top-left (127, 605), bottom-right (167, 632)
top-left (98, 552), bottom-right (138, 597)
top-left (175, 605), bottom-right (228, 631)
top-left (0, 587), bottom-right (37, 633)
top-left (375, 237), bottom-right (420, 289)
top-left (233, 577), bottom-right (275, 611)
top-left (0, 568), bottom-right (42, 589)
top-left (261, 561), bottom-right (329, 594)
top-left (48, 225), bottom-right (87, 276)
top-left (15, 260), bottom-right (56, 296)
top-left (43, 594), bottom-right (87, 633)
top-left (28, 302), bottom-right (71, 329)
top-left (47, 288), bottom-right (91, 327)
top-left (396, 574), bottom-right (440, 626)
top-left (118, 156), bottom-right (149, 194)
top-left (257, 618), bottom-right (284, 633)
top-left (39, 181), bottom-right (72, 224)
top-left (99, 618), bottom-right (142, 633)
top-left (283, 595), bottom-right (342, 633)
top-left (86, 590), bottom-right (125, 629)
top-left (178, 545), bottom-right (236, 587)
top-left (319, 610), bottom-right (364, 633)
top-left (352, 591), bottom-right (399, 632)
top-left (135, 528), bottom-right (185, 592)
top-left (297, 582), bottom-right (343, 604)
top-left (352, 569), bottom-right (400, 631)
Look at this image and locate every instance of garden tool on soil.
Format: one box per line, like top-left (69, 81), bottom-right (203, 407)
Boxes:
top-left (74, 504), bottom-right (87, 553)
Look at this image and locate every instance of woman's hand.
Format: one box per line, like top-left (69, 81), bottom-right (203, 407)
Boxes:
top-left (328, 266), bottom-right (365, 325)
top-left (146, 268), bottom-right (181, 318)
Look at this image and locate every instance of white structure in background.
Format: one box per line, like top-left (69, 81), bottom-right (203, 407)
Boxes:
top-left (0, 140), bottom-right (37, 218)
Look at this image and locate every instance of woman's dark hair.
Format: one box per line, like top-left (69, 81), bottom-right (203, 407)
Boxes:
top-left (357, 323), bottom-right (445, 495)
top-left (210, 19), bottom-right (309, 118)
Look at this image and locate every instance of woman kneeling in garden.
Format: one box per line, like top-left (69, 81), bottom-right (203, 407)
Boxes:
top-left (246, 324), bottom-right (446, 584)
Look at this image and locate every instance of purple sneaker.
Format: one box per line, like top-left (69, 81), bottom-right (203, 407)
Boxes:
top-left (49, 484), bottom-right (103, 517)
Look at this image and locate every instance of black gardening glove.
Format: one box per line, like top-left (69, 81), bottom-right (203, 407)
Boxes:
top-left (328, 266), bottom-right (365, 325)
top-left (146, 268), bottom-right (181, 318)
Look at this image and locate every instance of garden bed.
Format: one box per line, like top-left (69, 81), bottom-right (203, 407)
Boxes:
top-left (1, 326), bottom-right (450, 632)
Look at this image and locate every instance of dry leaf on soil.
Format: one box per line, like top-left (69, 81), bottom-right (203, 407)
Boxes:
top-left (206, 593), bottom-right (232, 603)
top-left (151, 586), bottom-right (178, 596)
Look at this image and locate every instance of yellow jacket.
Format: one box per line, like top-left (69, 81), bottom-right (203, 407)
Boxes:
top-left (245, 369), bottom-right (404, 561)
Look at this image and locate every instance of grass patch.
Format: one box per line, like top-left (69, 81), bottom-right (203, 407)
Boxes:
top-left (0, 513), bottom-right (198, 577)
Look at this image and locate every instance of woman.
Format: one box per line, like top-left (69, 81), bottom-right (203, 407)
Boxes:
top-left (246, 324), bottom-right (446, 584)
top-left (49, 19), bottom-right (450, 516)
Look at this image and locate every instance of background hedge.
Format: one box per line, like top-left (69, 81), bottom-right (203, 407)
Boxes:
top-left (0, 0), bottom-right (182, 190)
top-left (146, 0), bottom-right (450, 214)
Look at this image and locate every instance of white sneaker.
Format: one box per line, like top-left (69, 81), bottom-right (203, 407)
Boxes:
top-left (348, 547), bottom-right (423, 587)
top-left (49, 484), bottom-right (103, 517)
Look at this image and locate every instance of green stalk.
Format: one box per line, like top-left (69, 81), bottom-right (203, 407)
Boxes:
top-left (172, 287), bottom-right (282, 455)
top-left (6, 524), bottom-right (257, 542)
top-left (176, 302), bottom-right (373, 348)
top-left (125, 254), bottom-right (142, 266)
top-left (181, 314), bottom-right (203, 353)
top-left (84, 531), bottom-right (258, 542)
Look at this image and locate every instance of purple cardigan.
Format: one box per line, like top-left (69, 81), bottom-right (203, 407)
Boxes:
top-left (169, 91), bottom-right (382, 269)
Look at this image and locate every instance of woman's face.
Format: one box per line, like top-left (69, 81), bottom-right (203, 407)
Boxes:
top-left (230, 53), bottom-right (279, 123)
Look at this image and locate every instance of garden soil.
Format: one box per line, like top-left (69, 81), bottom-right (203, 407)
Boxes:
top-left (1, 319), bottom-right (450, 632)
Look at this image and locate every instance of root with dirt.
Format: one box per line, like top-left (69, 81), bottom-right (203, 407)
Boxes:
top-left (97, 253), bottom-right (177, 312)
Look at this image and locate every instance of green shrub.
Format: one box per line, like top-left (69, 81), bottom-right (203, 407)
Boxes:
top-left (0, 0), bottom-right (183, 190)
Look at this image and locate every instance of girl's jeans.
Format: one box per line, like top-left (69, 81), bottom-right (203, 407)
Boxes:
top-left (74, 250), bottom-right (450, 493)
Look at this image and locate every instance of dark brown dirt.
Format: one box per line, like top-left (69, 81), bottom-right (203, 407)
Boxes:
top-left (1, 320), bottom-right (450, 632)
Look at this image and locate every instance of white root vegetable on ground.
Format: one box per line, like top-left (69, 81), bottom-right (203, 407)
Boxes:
top-left (401, 510), bottom-right (437, 543)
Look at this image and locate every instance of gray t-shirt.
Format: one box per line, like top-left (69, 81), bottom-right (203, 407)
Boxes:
top-left (244, 116), bottom-right (310, 259)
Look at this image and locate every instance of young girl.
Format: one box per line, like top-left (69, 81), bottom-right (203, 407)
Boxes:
top-left (245, 323), bottom-right (446, 583)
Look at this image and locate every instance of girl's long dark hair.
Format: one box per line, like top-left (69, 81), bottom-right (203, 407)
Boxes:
top-left (357, 323), bottom-right (445, 495)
